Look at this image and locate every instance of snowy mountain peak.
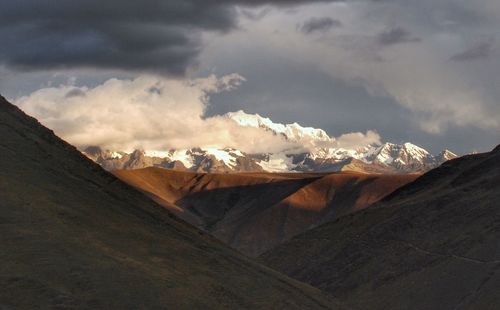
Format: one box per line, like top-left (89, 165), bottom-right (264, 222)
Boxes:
top-left (401, 142), bottom-right (432, 160)
top-left (224, 110), bottom-right (332, 143)
top-left (436, 149), bottom-right (458, 161)
top-left (225, 110), bottom-right (281, 131)
top-left (364, 142), bottom-right (433, 168)
top-left (402, 142), bottom-right (430, 154)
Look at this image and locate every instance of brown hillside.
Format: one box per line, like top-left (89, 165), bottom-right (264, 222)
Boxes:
top-left (114, 168), bottom-right (417, 256)
top-left (0, 95), bottom-right (341, 309)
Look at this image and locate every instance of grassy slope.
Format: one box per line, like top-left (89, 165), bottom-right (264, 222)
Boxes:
top-left (0, 96), bottom-right (341, 309)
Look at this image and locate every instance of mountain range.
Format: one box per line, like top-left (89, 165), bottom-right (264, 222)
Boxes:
top-left (84, 111), bottom-right (457, 174)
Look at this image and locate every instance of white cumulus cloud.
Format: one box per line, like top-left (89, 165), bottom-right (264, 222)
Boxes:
top-left (14, 74), bottom-right (381, 154)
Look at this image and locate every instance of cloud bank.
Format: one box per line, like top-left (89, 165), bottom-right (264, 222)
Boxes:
top-left (15, 75), bottom-right (379, 153)
top-left (3, 0), bottom-right (498, 154)
top-left (299, 17), bottom-right (342, 34)
top-left (0, 0), bottom-right (341, 75)
top-left (203, 1), bottom-right (500, 137)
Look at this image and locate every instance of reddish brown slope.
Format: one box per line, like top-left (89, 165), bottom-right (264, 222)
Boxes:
top-left (114, 168), bottom-right (417, 256)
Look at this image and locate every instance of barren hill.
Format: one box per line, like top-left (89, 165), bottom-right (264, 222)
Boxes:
top-left (261, 145), bottom-right (500, 310)
top-left (0, 95), bottom-right (340, 309)
top-left (114, 168), bottom-right (417, 256)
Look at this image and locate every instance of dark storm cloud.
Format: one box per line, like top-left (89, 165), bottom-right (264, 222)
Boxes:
top-left (451, 41), bottom-right (493, 61)
top-left (65, 88), bottom-right (86, 98)
top-left (299, 17), bottom-right (342, 34)
top-left (377, 27), bottom-right (421, 46)
top-left (241, 7), bottom-right (273, 21)
top-left (0, 0), bottom-right (338, 75)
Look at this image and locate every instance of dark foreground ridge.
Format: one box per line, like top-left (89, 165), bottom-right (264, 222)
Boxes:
top-left (0, 95), bottom-right (341, 309)
top-left (261, 144), bottom-right (500, 310)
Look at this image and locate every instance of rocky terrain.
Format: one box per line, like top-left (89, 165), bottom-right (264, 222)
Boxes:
top-left (0, 95), bottom-right (342, 309)
top-left (83, 111), bottom-right (457, 174)
top-left (261, 144), bottom-right (500, 310)
top-left (114, 168), bottom-right (417, 256)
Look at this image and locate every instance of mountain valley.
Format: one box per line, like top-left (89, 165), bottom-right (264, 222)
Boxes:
top-left (114, 168), bottom-right (417, 256)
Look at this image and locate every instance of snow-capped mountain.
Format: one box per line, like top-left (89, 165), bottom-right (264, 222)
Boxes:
top-left (84, 142), bottom-right (456, 174)
top-left (83, 111), bottom-right (457, 174)
top-left (84, 147), bottom-right (264, 173)
top-left (225, 110), bottom-right (332, 143)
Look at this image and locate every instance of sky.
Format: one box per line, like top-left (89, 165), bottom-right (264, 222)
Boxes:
top-left (1, 0), bottom-right (499, 154)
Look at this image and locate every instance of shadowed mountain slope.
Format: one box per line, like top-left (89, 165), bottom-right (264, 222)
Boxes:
top-left (114, 168), bottom-right (417, 256)
top-left (260, 145), bottom-right (500, 310)
top-left (0, 95), bottom-right (342, 309)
